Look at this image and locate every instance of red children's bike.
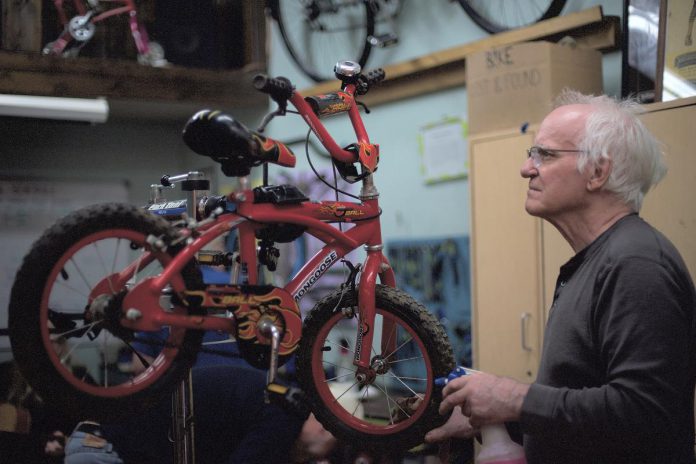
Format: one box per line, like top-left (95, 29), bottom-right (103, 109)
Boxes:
top-left (8, 61), bottom-right (454, 451)
top-left (43, 0), bottom-right (165, 65)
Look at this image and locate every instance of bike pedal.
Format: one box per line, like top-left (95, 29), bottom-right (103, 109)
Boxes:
top-left (368, 33), bottom-right (398, 48)
top-left (266, 383), bottom-right (310, 420)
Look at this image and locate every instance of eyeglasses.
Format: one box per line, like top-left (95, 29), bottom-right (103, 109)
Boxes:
top-left (526, 146), bottom-right (585, 168)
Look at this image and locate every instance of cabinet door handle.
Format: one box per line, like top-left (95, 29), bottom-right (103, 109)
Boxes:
top-left (520, 312), bottom-right (532, 352)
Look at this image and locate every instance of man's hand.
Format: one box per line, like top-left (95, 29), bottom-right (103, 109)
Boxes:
top-left (439, 371), bottom-right (530, 428)
top-left (425, 406), bottom-right (476, 443)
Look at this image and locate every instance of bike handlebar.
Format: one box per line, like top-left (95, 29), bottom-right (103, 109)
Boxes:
top-left (356, 68), bottom-right (386, 95)
top-left (253, 68), bottom-right (387, 170)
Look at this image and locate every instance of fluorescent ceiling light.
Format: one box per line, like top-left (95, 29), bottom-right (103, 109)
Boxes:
top-left (0, 94), bottom-right (109, 123)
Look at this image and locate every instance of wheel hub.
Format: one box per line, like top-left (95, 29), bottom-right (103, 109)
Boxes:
top-left (87, 291), bottom-right (132, 339)
top-left (69, 15), bottom-right (96, 42)
top-left (370, 355), bottom-right (391, 375)
top-left (86, 293), bottom-right (111, 322)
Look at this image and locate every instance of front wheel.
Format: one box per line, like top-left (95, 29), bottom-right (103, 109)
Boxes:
top-left (296, 285), bottom-right (455, 451)
top-left (8, 203), bottom-right (203, 421)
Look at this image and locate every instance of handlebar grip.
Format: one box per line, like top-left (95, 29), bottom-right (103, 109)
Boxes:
top-left (365, 68), bottom-right (386, 87)
top-left (253, 74), bottom-right (295, 101)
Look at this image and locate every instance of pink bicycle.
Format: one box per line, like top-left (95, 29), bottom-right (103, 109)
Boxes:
top-left (8, 61), bottom-right (454, 450)
top-left (43, 0), bottom-right (165, 65)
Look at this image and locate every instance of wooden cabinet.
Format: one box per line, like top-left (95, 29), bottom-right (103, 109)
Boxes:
top-left (469, 128), bottom-right (572, 381)
top-left (469, 96), bottom-right (696, 381)
top-left (639, 97), bottom-right (696, 278)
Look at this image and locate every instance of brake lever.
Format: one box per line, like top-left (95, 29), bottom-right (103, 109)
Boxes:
top-left (257, 105), bottom-right (287, 133)
top-left (356, 100), bottom-right (371, 114)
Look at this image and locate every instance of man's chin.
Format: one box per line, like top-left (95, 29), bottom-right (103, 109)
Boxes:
top-left (524, 201), bottom-right (543, 217)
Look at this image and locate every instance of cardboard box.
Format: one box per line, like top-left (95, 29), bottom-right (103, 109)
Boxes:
top-left (466, 41), bottom-right (603, 135)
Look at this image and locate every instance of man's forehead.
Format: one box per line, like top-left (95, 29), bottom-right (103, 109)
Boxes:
top-left (539, 104), bottom-right (590, 142)
top-left (548, 104), bottom-right (591, 124)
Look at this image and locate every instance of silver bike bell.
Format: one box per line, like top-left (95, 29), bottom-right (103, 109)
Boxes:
top-left (334, 60), bottom-right (362, 79)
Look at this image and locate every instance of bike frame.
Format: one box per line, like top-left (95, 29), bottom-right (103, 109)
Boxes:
top-left (49, 0), bottom-right (151, 56)
top-left (119, 81), bottom-right (397, 372)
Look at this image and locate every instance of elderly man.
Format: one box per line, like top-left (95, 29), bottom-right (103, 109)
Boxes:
top-left (428, 90), bottom-right (696, 463)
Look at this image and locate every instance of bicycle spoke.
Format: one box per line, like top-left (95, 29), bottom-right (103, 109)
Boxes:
top-left (386, 371), bottom-right (425, 398)
top-left (325, 337), bottom-right (357, 356)
top-left (322, 358), bottom-right (357, 373)
top-left (380, 374), bottom-right (396, 424)
top-left (92, 240), bottom-right (113, 293)
top-left (69, 256), bottom-right (94, 293)
top-left (332, 380), bottom-right (361, 403)
top-left (370, 380), bottom-right (413, 421)
top-left (102, 331), bottom-right (109, 387)
top-left (385, 355), bottom-right (424, 364)
top-left (325, 371), bottom-right (357, 382)
top-left (124, 340), bottom-right (152, 370)
top-left (53, 319), bottom-right (100, 340)
top-left (382, 333), bottom-right (413, 361)
top-left (373, 316), bottom-right (396, 359)
top-left (55, 276), bottom-right (90, 300)
top-left (111, 236), bottom-right (122, 275)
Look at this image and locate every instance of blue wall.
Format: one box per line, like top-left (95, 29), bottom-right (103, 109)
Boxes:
top-left (264, 0), bottom-right (625, 241)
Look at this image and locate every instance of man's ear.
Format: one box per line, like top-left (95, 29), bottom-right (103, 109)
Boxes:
top-left (587, 158), bottom-right (611, 191)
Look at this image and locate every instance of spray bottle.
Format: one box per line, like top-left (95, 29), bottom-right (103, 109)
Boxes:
top-left (436, 367), bottom-right (527, 464)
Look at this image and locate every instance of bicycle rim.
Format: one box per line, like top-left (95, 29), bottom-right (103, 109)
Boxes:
top-left (39, 229), bottom-right (190, 397)
top-left (458, 0), bottom-right (566, 33)
top-left (315, 309), bottom-right (433, 431)
top-left (275, 0), bottom-right (375, 82)
top-left (297, 286), bottom-right (455, 449)
top-left (9, 204), bottom-right (205, 421)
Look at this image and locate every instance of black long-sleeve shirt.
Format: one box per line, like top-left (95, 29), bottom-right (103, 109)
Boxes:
top-left (521, 214), bottom-right (696, 463)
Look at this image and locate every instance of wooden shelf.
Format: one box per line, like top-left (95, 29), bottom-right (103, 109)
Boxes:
top-left (301, 6), bottom-right (620, 107)
top-left (0, 51), bottom-right (267, 109)
top-left (0, 6), bottom-right (618, 111)
top-left (0, 0), bottom-right (268, 110)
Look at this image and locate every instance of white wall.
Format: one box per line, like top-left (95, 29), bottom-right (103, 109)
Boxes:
top-left (265, 0), bottom-right (625, 241)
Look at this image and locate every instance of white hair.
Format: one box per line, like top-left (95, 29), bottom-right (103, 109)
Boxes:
top-left (554, 89), bottom-right (666, 212)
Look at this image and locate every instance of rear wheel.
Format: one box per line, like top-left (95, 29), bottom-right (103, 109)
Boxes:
top-left (9, 203), bottom-right (203, 421)
top-left (271, 0), bottom-right (375, 82)
top-left (296, 285), bottom-right (454, 451)
top-left (458, 0), bottom-right (567, 33)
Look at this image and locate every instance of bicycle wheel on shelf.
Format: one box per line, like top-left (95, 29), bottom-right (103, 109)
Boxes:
top-left (296, 285), bottom-right (455, 451)
top-left (8, 203), bottom-right (203, 422)
top-left (269, 0), bottom-right (375, 82)
top-left (457, 0), bottom-right (567, 34)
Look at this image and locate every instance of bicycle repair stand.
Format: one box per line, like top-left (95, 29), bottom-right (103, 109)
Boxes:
top-left (156, 171), bottom-right (211, 464)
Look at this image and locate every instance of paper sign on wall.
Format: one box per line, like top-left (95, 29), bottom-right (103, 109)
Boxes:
top-left (418, 117), bottom-right (469, 184)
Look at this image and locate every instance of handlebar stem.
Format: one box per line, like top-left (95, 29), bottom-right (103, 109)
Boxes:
top-left (344, 84), bottom-right (370, 145)
top-left (289, 85), bottom-right (370, 165)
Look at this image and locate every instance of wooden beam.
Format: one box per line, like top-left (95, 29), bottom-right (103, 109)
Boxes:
top-left (0, 51), bottom-right (266, 108)
top-left (300, 6), bottom-right (619, 106)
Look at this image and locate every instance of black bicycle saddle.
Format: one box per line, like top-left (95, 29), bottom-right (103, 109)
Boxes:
top-left (183, 110), bottom-right (296, 177)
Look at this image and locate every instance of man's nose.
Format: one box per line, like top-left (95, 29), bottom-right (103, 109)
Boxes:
top-left (520, 156), bottom-right (537, 178)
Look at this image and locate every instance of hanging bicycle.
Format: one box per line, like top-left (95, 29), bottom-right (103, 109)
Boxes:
top-left (268, 0), bottom-right (567, 82)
